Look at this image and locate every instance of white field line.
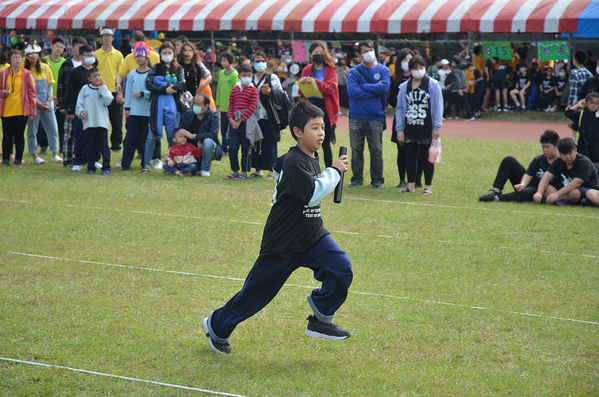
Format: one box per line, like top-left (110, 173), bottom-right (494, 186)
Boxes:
top-left (0, 357), bottom-right (248, 396)
top-left (2, 198), bottom-right (598, 259)
top-left (9, 252), bottom-right (599, 326)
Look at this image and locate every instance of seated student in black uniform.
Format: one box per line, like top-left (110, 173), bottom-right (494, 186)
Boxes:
top-left (202, 100), bottom-right (352, 354)
top-left (534, 138), bottom-right (599, 206)
top-left (479, 130), bottom-right (560, 202)
top-left (509, 64), bottom-right (532, 113)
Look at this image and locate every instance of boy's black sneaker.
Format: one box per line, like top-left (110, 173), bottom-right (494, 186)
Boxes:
top-left (478, 189), bottom-right (498, 202)
top-left (202, 318), bottom-right (231, 354)
top-left (554, 198), bottom-right (571, 207)
top-left (305, 315), bottom-right (351, 341)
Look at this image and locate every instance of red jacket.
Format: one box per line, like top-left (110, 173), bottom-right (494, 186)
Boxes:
top-left (300, 64), bottom-right (339, 126)
top-left (165, 142), bottom-right (202, 165)
top-left (0, 67), bottom-right (36, 117)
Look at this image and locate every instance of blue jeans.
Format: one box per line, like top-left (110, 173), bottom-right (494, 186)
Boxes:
top-left (143, 130), bottom-right (160, 168)
top-left (163, 162), bottom-right (197, 175)
top-left (205, 234), bottom-right (353, 342)
top-left (228, 122), bottom-right (251, 173)
top-left (349, 118), bottom-right (385, 185)
top-left (199, 138), bottom-right (222, 172)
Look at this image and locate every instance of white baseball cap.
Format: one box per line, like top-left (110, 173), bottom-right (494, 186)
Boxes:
top-left (441, 59), bottom-right (449, 65)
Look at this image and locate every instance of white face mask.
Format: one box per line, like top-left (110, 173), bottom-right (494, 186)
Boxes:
top-left (161, 55), bottom-right (173, 64)
top-left (411, 69), bottom-right (426, 79)
top-left (362, 51), bottom-right (375, 64)
top-left (401, 61), bottom-right (410, 72)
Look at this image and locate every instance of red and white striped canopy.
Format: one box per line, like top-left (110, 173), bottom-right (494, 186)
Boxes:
top-left (0, 0), bottom-right (594, 34)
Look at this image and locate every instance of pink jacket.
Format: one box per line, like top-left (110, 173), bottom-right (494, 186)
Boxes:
top-left (0, 67), bottom-right (36, 117)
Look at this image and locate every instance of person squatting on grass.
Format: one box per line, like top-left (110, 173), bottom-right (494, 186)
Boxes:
top-left (122, 42), bottom-right (152, 172)
top-left (223, 64), bottom-right (259, 180)
top-left (533, 138), bottom-right (599, 207)
top-left (203, 100), bottom-right (353, 354)
top-left (478, 130), bottom-right (560, 203)
top-left (75, 68), bottom-right (114, 175)
top-left (163, 128), bottom-right (202, 177)
top-left (395, 55), bottom-right (444, 196)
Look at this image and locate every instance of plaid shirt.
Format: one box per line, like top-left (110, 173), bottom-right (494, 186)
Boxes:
top-left (568, 66), bottom-right (593, 105)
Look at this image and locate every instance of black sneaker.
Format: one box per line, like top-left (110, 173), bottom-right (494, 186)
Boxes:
top-left (554, 199), bottom-right (571, 207)
top-left (2, 160), bottom-right (9, 167)
top-left (479, 189), bottom-right (498, 202)
top-left (202, 318), bottom-right (231, 354)
top-left (305, 315), bottom-right (351, 341)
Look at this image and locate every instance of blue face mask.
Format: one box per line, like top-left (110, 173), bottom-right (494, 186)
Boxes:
top-left (241, 77), bottom-right (252, 86)
top-left (559, 72), bottom-right (566, 77)
top-left (84, 57), bottom-right (95, 66)
top-left (193, 105), bottom-right (204, 115)
top-left (254, 62), bottom-right (267, 72)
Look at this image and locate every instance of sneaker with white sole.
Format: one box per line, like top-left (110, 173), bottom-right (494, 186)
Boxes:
top-left (33, 157), bottom-right (47, 165)
top-left (115, 159), bottom-right (122, 168)
top-left (51, 155), bottom-right (63, 163)
top-left (95, 161), bottom-right (103, 169)
top-left (203, 318), bottom-right (231, 354)
top-left (200, 170), bottom-right (211, 177)
top-left (305, 315), bottom-right (351, 340)
top-left (72, 165), bottom-right (82, 171)
top-left (465, 116), bottom-right (476, 122)
top-left (153, 159), bottom-right (163, 170)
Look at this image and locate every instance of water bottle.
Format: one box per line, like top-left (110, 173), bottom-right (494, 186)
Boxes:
top-left (170, 73), bottom-right (177, 84)
top-left (165, 74), bottom-right (172, 84)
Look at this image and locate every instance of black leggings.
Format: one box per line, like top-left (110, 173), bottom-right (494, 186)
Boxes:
top-left (492, 156), bottom-right (537, 202)
top-left (396, 141), bottom-right (406, 182)
top-left (2, 116), bottom-right (27, 162)
top-left (405, 141), bottom-right (434, 186)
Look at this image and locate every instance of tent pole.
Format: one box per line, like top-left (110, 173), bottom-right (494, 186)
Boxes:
top-left (290, 28), bottom-right (295, 63)
top-left (567, 31), bottom-right (573, 66)
top-left (376, 31), bottom-right (380, 59)
top-left (210, 29), bottom-right (215, 74)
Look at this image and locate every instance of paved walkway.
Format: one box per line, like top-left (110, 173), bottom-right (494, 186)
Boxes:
top-left (334, 115), bottom-right (571, 142)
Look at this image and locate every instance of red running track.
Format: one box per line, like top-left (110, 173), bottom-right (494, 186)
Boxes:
top-left (334, 115), bottom-right (572, 142)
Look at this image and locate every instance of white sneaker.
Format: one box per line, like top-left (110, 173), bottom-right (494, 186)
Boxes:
top-left (51, 155), bottom-right (63, 163)
top-left (72, 165), bottom-right (82, 171)
top-left (200, 170), bottom-right (210, 177)
top-left (33, 157), bottom-right (47, 165)
top-left (115, 158), bottom-right (122, 168)
top-left (153, 159), bottom-right (163, 170)
top-left (95, 161), bottom-right (103, 169)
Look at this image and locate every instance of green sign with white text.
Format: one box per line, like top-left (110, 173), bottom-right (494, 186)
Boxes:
top-left (537, 41), bottom-right (569, 62)
top-left (482, 42), bottom-right (513, 60)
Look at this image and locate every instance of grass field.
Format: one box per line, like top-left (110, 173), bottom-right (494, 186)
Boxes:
top-left (1, 128), bottom-right (598, 396)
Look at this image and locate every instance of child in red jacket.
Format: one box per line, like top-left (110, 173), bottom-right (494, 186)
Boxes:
top-left (164, 128), bottom-right (202, 176)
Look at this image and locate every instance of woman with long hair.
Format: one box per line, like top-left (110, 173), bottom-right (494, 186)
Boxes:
top-left (177, 42), bottom-right (216, 110)
top-left (249, 50), bottom-right (285, 179)
top-left (388, 48), bottom-right (413, 189)
top-left (0, 49), bottom-right (36, 166)
top-left (298, 40), bottom-right (339, 167)
top-left (23, 39), bottom-right (62, 164)
top-left (395, 55), bottom-right (444, 195)
top-left (143, 41), bottom-right (185, 172)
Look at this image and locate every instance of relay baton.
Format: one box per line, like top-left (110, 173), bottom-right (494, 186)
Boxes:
top-left (333, 146), bottom-right (347, 204)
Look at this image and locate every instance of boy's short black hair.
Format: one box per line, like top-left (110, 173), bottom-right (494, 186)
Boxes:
top-left (473, 45), bottom-right (482, 55)
top-left (173, 127), bottom-right (182, 137)
top-left (557, 138), bottom-right (577, 154)
top-left (408, 55), bottom-right (426, 70)
top-left (238, 64), bottom-right (252, 74)
top-left (358, 41), bottom-right (374, 53)
top-left (88, 67), bottom-right (100, 77)
top-left (52, 38), bottom-right (65, 46)
top-left (72, 36), bottom-right (87, 47)
top-left (574, 49), bottom-right (588, 66)
top-left (540, 130), bottom-right (559, 146)
top-left (220, 51), bottom-right (234, 64)
top-left (492, 56), bottom-right (500, 62)
top-left (288, 100), bottom-right (324, 141)
top-left (79, 44), bottom-right (94, 56)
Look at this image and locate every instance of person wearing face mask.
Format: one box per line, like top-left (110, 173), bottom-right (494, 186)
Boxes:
top-left (178, 93), bottom-right (222, 176)
top-left (298, 41), bottom-right (339, 168)
top-left (66, 44), bottom-right (98, 171)
top-left (23, 40), bottom-right (62, 164)
top-left (346, 41), bottom-right (390, 189)
top-left (554, 66), bottom-right (569, 110)
top-left (395, 56), bottom-right (444, 196)
top-left (249, 50), bottom-right (288, 179)
top-left (144, 42), bottom-right (185, 172)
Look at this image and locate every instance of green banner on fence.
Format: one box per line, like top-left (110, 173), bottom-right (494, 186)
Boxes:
top-left (482, 42), bottom-right (513, 60)
top-left (537, 41), bottom-right (569, 62)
